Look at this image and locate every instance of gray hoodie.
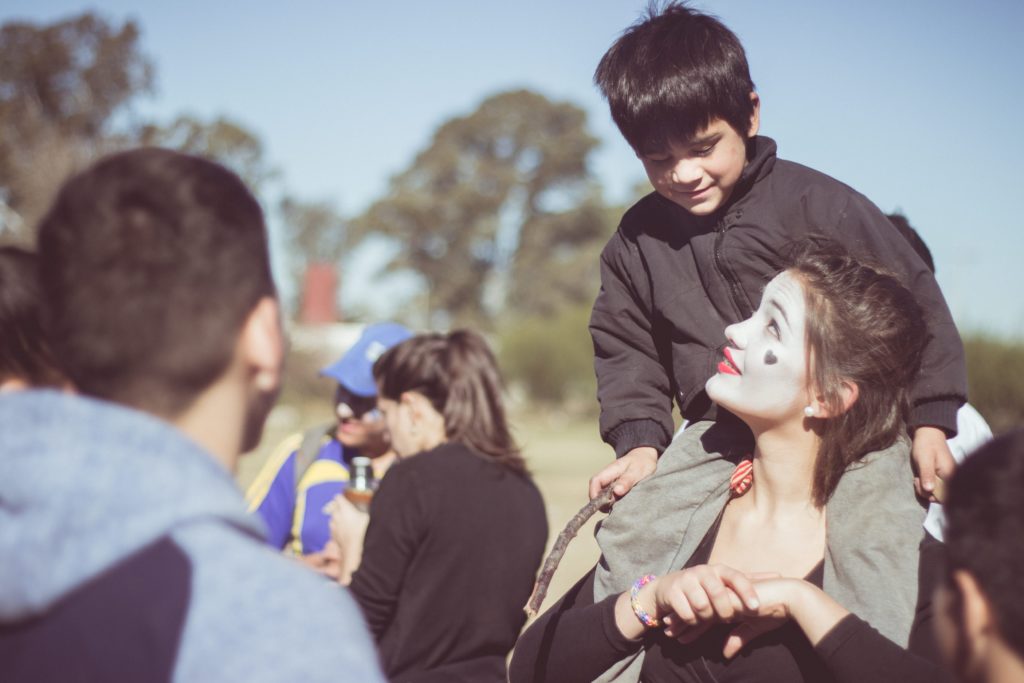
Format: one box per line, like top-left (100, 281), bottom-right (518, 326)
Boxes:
top-left (0, 390), bottom-right (385, 682)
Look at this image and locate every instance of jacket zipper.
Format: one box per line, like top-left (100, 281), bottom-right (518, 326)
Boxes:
top-left (713, 212), bottom-right (753, 320)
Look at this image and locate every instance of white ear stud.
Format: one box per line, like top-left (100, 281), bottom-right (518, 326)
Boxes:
top-left (803, 405), bottom-right (815, 418)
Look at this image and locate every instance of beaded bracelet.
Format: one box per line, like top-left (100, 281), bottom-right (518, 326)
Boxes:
top-left (630, 573), bottom-right (660, 628)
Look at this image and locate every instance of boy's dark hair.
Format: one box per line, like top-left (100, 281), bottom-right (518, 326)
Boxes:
top-left (786, 240), bottom-right (928, 506)
top-left (36, 147), bottom-right (276, 416)
top-left (944, 429), bottom-right (1024, 659)
top-left (594, 1), bottom-right (756, 152)
top-left (373, 330), bottom-right (527, 474)
top-left (0, 246), bottom-right (64, 387)
top-left (886, 212), bottom-right (936, 274)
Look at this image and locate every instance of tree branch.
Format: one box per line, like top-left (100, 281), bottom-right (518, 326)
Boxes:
top-left (524, 484), bottom-right (616, 617)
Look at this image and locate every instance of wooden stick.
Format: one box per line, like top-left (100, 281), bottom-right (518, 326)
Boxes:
top-left (524, 484), bottom-right (616, 617)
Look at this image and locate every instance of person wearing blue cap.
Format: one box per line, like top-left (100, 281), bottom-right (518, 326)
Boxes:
top-left (245, 322), bottom-right (412, 575)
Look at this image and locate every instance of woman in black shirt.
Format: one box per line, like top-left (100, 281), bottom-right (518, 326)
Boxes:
top-left (510, 241), bottom-right (954, 683)
top-left (331, 330), bottom-right (548, 682)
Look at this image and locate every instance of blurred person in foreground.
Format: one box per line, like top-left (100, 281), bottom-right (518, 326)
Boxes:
top-left (329, 330), bottom-right (548, 682)
top-left (0, 246), bottom-right (65, 391)
top-left (935, 428), bottom-right (1024, 683)
top-left (245, 321), bottom-right (411, 577)
top-left (0, 148), bottom-right (384, 682)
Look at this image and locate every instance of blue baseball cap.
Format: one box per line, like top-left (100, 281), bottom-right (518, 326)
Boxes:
top-left (320, 322), bottom-right (413, 397)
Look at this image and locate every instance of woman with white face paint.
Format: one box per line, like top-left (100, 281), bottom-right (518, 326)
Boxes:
top-left (511, 240), bottom-right (955, 683)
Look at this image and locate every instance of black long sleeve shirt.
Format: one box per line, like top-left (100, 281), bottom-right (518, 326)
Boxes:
top-left (349, 442), bottom-right (548, 682)
top-left (510, 520), bottom-right (952, 683)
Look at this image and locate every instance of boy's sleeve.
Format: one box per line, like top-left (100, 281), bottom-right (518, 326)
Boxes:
top-left (830, 194), bottom-right (966, 435)
top-left (589, 229), bottom-right (676, 456)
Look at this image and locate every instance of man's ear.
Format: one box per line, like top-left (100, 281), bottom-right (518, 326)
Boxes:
top-left (747, 91), bottom-right (761, 138)
top-left (0, 377), bottom-right (29, 393)
top-left (954, 570), bottom-right (996, 657)
top-left (239, 296), bottom-right (284, 393)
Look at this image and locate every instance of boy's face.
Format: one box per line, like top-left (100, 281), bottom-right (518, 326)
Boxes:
top-left (638, 106), bottom-right (759, 216)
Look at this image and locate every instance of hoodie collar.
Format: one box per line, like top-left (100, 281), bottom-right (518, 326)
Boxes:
top-left (0, 390), bottom-right (263, 620)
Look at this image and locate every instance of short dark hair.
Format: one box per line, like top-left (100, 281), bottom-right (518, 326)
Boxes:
top-left (886, 212), bottom-right (936, 274)
top-left (944, 429), bottom-right (1024, 659)
top-left (786, 240), bottom-right (928, 506)
top-left (37, 147), bottom-right (276, 416)
top-left (594, 1), bottom-right (756, 152)
top-left (373, 330), bottom-right (527, 474)
top-left (0, 246), bottom-right (63, 387)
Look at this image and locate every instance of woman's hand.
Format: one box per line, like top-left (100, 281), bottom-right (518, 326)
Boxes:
top-left (297, 541), bottom-right (343, 581)
top-left (656, 564), bottom-right (762, 628)
top-left (325, 493), bottom-right (370, 584)
top-left (721, 577), bottom-right (850, 658)
top-left (615, 564), bottom-right (762, 641)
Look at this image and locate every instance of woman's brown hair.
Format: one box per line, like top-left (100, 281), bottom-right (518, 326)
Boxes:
top-left (373, 329), bottom-right (527, 474)
top-left (787, 240), bottom-right (929, 506)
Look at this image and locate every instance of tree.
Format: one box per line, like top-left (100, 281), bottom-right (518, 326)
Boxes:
top-left (351, 89), bottom-right (599, 327)
top-left (277, 196), bottom-right (347, 312)
top-left (508, 197), bottom-right (617, 317)
top-left (137, 114), bottom-right (275, 195)
top-left (0, 14), bottom-right (274, 247)
top-left (0, 13), bottom-right (153, 241)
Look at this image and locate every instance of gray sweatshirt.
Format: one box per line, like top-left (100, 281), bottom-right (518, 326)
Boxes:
top-left (0, 390), bottom-right (385, 682)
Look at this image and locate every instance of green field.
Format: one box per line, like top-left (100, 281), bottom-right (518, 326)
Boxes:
top-left (236, 404), bottom-right (612, 616)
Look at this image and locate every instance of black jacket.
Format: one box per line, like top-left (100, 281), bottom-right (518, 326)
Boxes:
top-left (590, 136), bottom-right (966, 456)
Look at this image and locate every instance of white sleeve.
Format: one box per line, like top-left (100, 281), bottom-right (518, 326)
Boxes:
top-left (923, 403), bottom-right (994, 541)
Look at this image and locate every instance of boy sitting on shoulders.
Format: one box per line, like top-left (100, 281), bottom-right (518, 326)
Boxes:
top-left (587, 2), bottom-right (966, 616)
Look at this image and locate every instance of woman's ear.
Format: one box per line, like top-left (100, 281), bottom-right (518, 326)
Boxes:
top-left (810, 380), bottom-right (859, 418)
top-left (399, 391), bottom-right (425, 423)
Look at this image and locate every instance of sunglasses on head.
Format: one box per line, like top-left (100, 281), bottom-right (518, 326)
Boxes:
top-left (334, 386), bottom-right (380, 421)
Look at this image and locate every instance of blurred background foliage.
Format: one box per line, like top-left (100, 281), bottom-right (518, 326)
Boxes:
top-left (964, 336), bottom-right (1024, 433)
top-left (1, 11), bottom-right (1021, 433)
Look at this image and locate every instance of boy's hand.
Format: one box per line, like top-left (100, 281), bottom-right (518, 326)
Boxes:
top-left (912, 426), bottom-right (955, 502)
top-left (589, 446), bottom-right (658, 500)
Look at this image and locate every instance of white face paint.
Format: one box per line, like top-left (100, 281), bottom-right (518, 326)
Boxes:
top-left (706, 271), bottom-right (811, 425)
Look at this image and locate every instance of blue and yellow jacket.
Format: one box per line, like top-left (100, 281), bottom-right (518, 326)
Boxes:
top-left (245, 432), bottom-right (356, 555)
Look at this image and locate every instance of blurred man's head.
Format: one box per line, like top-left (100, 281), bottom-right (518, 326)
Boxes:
top-left (936, 428), bottom-right (1024, 683)
top-left (320, 322), bottom-right (411, 453)
top-left (36, 147), bottom-right (282, 456)
top-left (0, 246), bottom-right (64, 391)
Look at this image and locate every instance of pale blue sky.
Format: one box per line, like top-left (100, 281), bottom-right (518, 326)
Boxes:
top-left (5, 0), bottom-right (1024, 336)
